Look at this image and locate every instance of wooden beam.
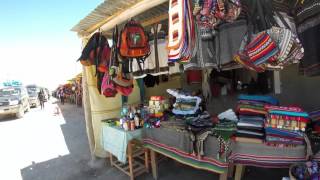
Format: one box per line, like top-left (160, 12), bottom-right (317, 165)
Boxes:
top-left (141, 13), bottom-right (168, 27)
top-left (88, 0), bottom-right (169, 37)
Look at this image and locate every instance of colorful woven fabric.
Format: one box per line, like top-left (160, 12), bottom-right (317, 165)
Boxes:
top-left (309, 109), bottom-right (320, 121)
top-left (245, 32), bottom-right (279, 65)
top-left (238, 95), bottom-right (279, 105)
top-left (269, 110), bottom-right (309, 118)
top-left (143, 138), bottom-right (228, 173)
top-left (238, 108), bottom-right (267, 116)
top-left (265, 105), bottom-right (303, 112)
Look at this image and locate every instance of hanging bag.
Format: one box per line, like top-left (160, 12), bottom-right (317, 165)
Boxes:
top-left (101, 28), bottom-right (118, 97)
top-left (112, 25), bottom-right (134, 96)
top-left (118, 20), bottom-right (150, 75)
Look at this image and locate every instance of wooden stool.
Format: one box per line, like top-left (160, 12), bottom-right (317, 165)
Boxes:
top-left (109, 139), bottom-right (149, 180)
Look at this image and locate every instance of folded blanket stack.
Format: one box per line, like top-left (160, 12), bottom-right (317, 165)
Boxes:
top-left (265, 127), bottom-right (305, 145)
top-left (310, 109), bottom-right (320, 133)
top-left (235, 95), bottom-right (279, 141)
top-left (310, 109), bottom-right (320, 122)
top-left (265, 105), bottom-right (310, 145)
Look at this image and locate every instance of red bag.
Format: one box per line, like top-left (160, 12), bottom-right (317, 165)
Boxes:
top-left (78, 32), bottom-right (107, 66)
top-left (119, 20), bottom-right (150, 58)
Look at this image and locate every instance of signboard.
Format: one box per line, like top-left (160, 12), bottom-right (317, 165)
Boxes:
top-left (2, 80), bottom-right (22, 87)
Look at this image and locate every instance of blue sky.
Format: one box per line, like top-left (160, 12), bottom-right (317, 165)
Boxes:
top-left (0, 0), bottom-right (102, 90)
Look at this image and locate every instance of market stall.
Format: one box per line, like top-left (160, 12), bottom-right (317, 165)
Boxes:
top-left (72, 0), bottom-right (320, 179)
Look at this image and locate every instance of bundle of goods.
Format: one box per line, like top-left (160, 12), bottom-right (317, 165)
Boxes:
top-left (289, 160), bottom-right (320, 180)
top-left (233, 0), bottom-right (304, 72)
top-left (167, 89), bottom-right (202, 116)
top-left (265, 105), bottom-right (310, 146)
top-left (213, 121), bottom-right (237, 161)
top-left (167, 0), bottom-right (196, 63)
top-left (144, 96), bottom-right (171, 128)
top-left (119, 104), bottom-right (146, 131)
top-left (235, 95), bottom-right (279, 143)
top-left (148, 96), bottom-right (169, 118)
top-left (309, 109), bottom-right (320, 133)
top-left (193, 0), bottom-right (241, 38)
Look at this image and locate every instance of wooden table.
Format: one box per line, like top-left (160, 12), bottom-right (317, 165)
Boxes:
top-left (109, 139), bottom-right (149, 180)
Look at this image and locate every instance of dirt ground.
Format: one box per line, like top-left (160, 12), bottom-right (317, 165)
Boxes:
top-left (0, 99), bottom-right (288, 180)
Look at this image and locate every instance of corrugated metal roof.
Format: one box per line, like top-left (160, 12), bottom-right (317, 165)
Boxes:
top-left (71, 0), bottom-right (168, 35)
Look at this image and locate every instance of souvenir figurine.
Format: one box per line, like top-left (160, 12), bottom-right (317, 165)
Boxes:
top-left (134, 115), bottom-right (140, 128)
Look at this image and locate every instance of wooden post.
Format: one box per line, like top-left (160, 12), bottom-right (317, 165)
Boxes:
top-left (235, 164), bottom-right (246, 180)
top-left (109, 152), bottom-right (113, 167)
top-left (219, 172), bottom-right (228, 180)
top-left (81, 37), bottom-right (97, 163)
top-left (150, 149), bottom-right (158, 180)
top-left (144, 149), bottom-right (150, 173)
top-left (128, 141), bottom-right (134, 180)
top-left (228, 163), bottom-right (235, 178)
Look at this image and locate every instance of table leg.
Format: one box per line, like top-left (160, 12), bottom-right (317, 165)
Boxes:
top-left (150, 149), bottom-right (158, 180)
top-left (144, 148), bottom-right (149, 173)
top-left (109, 152), bottom-right (113, 167)
top-left (235, 164), bottom-right (246, 180)
top-left (228, 163), bottom-right (235, 178)
top-left (219, 171), bottom-right (228, 180)
top-left (128, 141), bottom-right (134, 180)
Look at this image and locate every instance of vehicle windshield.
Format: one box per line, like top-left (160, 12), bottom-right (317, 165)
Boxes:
top-left (27, 88), bottom-right (38, 97)
top-left (0, 88), bottom-right (20, 97)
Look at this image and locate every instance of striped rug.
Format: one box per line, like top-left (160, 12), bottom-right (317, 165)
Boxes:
top-left (143, 138), bottom-right (228, 174)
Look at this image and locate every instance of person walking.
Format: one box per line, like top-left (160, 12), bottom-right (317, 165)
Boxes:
top-left (60, 89), bottom-right (65, 105)
top-left (38, 89), bottom-right (45, 109)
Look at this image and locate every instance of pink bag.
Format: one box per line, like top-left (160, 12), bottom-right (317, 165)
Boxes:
top-left (101, 72), bottom-right (117, 97)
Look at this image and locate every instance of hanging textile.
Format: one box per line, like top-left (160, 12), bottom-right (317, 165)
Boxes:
top-left (168, 0), bottom-right (196, 63)
top-left (295, 0), bottom-right (320, 76)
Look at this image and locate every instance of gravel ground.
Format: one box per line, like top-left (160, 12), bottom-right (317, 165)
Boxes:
top-left (0, 99), bottom-right (288, 180)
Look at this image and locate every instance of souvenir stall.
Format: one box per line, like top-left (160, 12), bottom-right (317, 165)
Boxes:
top-left (72, 0), bottom-right (320, 180)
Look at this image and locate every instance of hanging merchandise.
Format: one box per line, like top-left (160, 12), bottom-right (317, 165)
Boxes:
top-left (186, 0), bottom-right (244, 71)
top-left (101, 30), bottom-right (117, 97)
top-left (78, 32), bottom-right (108, 71)
top-left (118, 20), bottom-right (150, 76)
top-left (193, 0), bottom-right (241, 38)
top-left (111, 25), bottom-right (134, 96)
top-left (78, 32), bottom-right (103, 66)
top-left (233, 0), bottom-right (304, 72)
top-left (96, 40), bottom-right (111, 73)
top-left (186, 70), bottom-right (202, 84)
top-left (294, 0), bottom-right (320, 76)
top-left (168, 0), bottom-right (196, 63)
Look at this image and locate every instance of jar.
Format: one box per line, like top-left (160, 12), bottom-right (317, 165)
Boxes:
top-left (130, 121), bottom-right (135, 130)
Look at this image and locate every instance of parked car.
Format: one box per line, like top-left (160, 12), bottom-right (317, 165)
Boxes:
top-left (0, 86), bottom-right (30, 118)
top-left (27, 89), bottom-right (40, 108)
top-left (26, 85), bottom-right (40, 107)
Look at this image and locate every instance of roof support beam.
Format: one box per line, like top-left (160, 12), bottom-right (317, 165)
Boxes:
top-left (83, 0), bottom-right (169, 37)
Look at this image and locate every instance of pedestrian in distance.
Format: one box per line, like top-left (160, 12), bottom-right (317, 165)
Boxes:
top-left (60, 90), bottom-right (65, 105)
top-left (38, 89), bottom-right (45, 110)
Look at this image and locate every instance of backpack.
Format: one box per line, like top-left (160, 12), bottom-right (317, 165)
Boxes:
top-left (78, 32), bottom-right (107, 66)
top-left (91, 41), bottom-right (111, 73)
top-left (118, 20), bottom-right (150, 74)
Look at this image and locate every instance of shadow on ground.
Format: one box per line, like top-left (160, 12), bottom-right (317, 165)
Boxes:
top-left (20, 102), bottom-right (288, 180)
